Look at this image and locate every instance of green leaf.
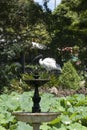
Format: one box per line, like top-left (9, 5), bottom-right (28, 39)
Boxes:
top-left (40, 123), bottom-right (51, 130)
top-left (52, 124), bottom-right (66, 130)
top-left (49, 117), bottom-right (61, 125)
top-left (16, 121), bottom-right (33, 130)
top-left (61, 115), bottom-right (72, 125)
top-left (67, 123), bottom-right (87, 130)
top-left (0, 126), bottom-right (6, 130)
top-left (0, 112), bottom-right (14, 124)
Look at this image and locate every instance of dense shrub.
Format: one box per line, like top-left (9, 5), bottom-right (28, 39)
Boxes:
top-left (58, 61), bottom-right (81, 90)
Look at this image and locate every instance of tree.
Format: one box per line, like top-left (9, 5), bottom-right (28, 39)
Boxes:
top-left (0, 0), bottom-right (44, 88)
top-left (50, 0), bottom-right (87, 65)
top-left (64, 0), bottom-right (87, 65)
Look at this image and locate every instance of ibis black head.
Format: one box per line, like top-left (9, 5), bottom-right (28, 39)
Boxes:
top-left (32, 54), bottom-right (43, 64)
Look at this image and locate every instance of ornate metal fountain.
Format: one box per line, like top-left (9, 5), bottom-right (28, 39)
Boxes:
top-left (13, 68), bottom-right (60, 130)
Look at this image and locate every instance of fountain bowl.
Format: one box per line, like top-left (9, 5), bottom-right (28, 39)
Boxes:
top-left (24, 79), bottom-right (49, 87)
top-left (13, 112), bottom-right (60, 123)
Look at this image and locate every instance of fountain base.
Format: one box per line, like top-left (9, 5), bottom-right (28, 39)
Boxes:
top-left (13, 112), bottom-right (60, 130)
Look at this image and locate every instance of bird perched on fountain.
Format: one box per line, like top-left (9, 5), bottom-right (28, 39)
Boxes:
top-left (33, 54), bottom-right (62, 73)
top-left (39, 57), bottom-right (62, 72)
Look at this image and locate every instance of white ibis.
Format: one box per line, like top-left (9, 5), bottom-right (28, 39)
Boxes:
top-left (39, 57), bottom-right (62, 72)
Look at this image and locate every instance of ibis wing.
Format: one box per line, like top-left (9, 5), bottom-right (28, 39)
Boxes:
top-left (40, 57), bottom-right (62, 71)
top-left (43, 58), bottom-right (56, 64)
top-left (41, 58), bottom-right (56, 71)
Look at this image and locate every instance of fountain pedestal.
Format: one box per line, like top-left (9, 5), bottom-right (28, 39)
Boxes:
top-left (24, 78), bottom-right (49, 113)
top-left (33, 123), bottom-right (40, 130)
top-left (13, 71), bottom-right (60, 130)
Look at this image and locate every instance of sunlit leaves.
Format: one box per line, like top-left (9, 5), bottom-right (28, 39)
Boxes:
top-left (0, 92), bottom-right (87, 129)
top-left (16, 121), bottom-right (33, 130)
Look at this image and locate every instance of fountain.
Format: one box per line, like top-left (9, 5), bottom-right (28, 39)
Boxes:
top-left (13, 69), bottom-right (60, 130)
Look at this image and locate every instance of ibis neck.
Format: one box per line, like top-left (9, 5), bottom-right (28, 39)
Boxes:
top-left (39, 58), bottom-right (43, 65)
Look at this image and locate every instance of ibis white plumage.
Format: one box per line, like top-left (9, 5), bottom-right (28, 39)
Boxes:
top-left (32, 54), bottom-right (62, 73)
top-left (39, 57), bottom-right (62, 72)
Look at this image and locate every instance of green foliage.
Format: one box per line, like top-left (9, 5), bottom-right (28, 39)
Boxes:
top-left (47, 74), bottom-right (60, 88)
top-left (0, 92), bottom-right (87, 129)
top-left (52, 0), bottom-right (87, 65)
top-left (0, 63), bottom-right (21, 89)
top-left (0, 0), bottom-right (87, 93)
top-left (0, 0), bottom-right (51, 89)
top-left (16, 121), bottom-right (33, 130)
top-left (58, 61), bottom-right (81, 89)
top-left (9, 79), bottom-right (30, 92)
